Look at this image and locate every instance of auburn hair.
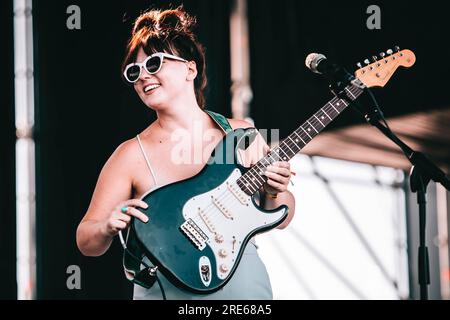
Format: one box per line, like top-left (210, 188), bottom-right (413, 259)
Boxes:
top-left (122, 6), bottom-right (207, 109)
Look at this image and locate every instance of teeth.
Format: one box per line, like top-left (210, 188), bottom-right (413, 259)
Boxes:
top-left (144, 84), bottom-right (160, 92)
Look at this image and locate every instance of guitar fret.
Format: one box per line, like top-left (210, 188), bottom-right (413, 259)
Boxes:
top-left (255, 162), bottom-right (268, 177)
top-left (282, 139), bottom-right (296, 157)
top-left (242, 174), bottom-right (258, 192)
top-left (253, 163), bottom-right (265, 176)
top-left (237, 177), bottom-right (250, 193)
top-left (322, 109), bottom-right (332, 120)
top-left (300, 126), bottom-right (312, 139)
top-left (253, 166), bottom-right (266, 181)
top-left (345, 87), bottom-right (356, 99)
top-left (257, 155), bottom-right (274, 175)
top-left (278, 147), bottom-right (289, 157)
top-left (293, 131), bottom-right (306, 144)
top-left (287, 136), bottom-right (299, 151)
top-left (241, 175), bottom-right (260, 194)
top-left (293, 131), bottom-right (306, 146)
top-left (314, 114), bottom-right (325, 127)
top-left (247, 169), bottom-right (264, 186)
top-left (268, 153), bottom-right (279, 163)
top-left (306, 120), bottom-right (319, 133)
top-left (329, 102), bottom-right (339, 113)
top-left (261, 157), bottom-right (272, 166)
top-left (338, 99), bottom-right (347, 110)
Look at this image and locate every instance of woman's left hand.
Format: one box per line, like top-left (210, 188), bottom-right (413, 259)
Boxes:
top-left (263, 161), bottom-right (291, 196)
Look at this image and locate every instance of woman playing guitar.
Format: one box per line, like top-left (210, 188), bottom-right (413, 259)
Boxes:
top-left (76, 6), bottom-right (295, 299)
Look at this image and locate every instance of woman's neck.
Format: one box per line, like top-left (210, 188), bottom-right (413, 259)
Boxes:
top-left (155, 102), bottom-right (207, 133)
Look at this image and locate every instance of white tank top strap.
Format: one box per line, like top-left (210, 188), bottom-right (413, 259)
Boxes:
top-left (136, 134), bottom-right (159, 186)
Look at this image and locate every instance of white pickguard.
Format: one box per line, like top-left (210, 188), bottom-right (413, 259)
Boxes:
top-left (182, 168), bottom-right (287, 280)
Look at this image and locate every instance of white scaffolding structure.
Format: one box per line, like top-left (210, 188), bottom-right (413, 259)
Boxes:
top-left (229, 0), bottom-right (253, 122)
top-left (14, 0), bottom-right (36, 300)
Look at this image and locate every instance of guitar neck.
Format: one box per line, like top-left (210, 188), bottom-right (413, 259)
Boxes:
top-left (237, 81), bottom-right (365, 196)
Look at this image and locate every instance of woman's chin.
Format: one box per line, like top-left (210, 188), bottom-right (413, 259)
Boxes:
top-left (143, 99), bottom-right (168, 111)
top-left (141, 94), bottom-right (164, 108)
top-left (140, 91), bottom-right (175, 111)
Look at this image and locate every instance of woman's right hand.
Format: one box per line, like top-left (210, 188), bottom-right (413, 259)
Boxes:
top-left (102, 199), bottom-right (149, 237)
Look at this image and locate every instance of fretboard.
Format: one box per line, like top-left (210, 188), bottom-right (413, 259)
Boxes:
top-left (237, 82), bottom-right (364, 196)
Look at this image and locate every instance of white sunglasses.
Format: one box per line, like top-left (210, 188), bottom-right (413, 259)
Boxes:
top-left (123, 52), bottom-right (188, 83)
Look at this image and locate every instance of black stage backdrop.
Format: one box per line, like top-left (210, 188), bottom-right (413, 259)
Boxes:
top-left (0, 0), bottom-right (16, 300)
top-left (32, 0), bottom-right (230, 299)
top-left (247, 0), bottom-right (450, 137)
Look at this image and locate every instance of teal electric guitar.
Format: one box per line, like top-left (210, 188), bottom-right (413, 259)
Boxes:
top-left (131, 49), bottom-right (415, 293)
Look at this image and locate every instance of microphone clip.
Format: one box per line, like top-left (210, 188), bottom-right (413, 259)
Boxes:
top-left (351, 86), bottom-right (385, 126)
top-left (327, 66), bottom-right (355, 97)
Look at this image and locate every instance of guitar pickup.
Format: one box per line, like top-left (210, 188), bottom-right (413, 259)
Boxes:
top-left (227, 182), bottom-right (249, 206)
top-left (198, 208), bottom-right (218, 233)
top-left (211, 196), bottom-right (233, 219)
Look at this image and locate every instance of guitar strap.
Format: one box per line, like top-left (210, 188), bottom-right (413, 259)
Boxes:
top-left (122, 109), bottom-right (232, 289)
top-left (204, 109), bottom-right (233, 134)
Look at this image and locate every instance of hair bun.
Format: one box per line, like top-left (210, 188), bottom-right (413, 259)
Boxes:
top-left (132, 10), bottom-right (159, 35)
top-left (132, 7), bottom-right (196, 36)
top-left (159, 9), bottom-right (196, 33)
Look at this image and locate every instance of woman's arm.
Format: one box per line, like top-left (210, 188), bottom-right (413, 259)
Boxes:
top-left (261, 180), bottom-right (296, 230)
top-left (76, 140), bottom-right (148, 256)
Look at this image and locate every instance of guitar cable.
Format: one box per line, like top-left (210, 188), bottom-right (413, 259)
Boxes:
top-left (119, 230), bottom-right (167, 300)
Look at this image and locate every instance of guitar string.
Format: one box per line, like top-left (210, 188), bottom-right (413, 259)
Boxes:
top-left (202, 84), bottom-right (363, 222)
top-left (200, 84), bottom-right (360, 215)
top-left (195, 90), bottom-right (356, 227)
top-left (187, 84), bottom-right (362, 245)
top-left (192, 113), bottom-right (333, 229)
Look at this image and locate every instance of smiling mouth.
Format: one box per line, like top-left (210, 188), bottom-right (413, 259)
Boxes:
top-left (144, 84), bottom-right (161, 93)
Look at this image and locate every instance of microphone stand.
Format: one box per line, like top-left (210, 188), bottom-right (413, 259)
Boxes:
top-left (330, 79), bottom-right (450, 300)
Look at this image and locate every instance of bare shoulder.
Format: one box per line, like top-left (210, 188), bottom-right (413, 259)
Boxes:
top-left (109, 136), bottom-right (141, 165)
top-left (99, 136), bottom-right (146, 184)
top-left (81, 136), bottom-right (142, 223)
top-left (227, 118), bottom-right (269, 166)
top-left (227, 118), bottom-right (255, 130)
top-left (227, 118), bottom-right (267, 144)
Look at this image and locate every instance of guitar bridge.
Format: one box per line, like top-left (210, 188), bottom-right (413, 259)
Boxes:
top-left (180, 218), bottom-right (208, 250)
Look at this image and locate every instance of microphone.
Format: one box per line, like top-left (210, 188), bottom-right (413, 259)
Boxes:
top-left (305, 53), bottom-right (343, 76)
top-left (305, 53), bottom-right (329, 74)
top-left (305, 52), bottom-right (355, 85)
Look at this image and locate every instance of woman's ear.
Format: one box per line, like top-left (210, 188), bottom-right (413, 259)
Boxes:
top-left (186, 61), bottom-right (197, 81)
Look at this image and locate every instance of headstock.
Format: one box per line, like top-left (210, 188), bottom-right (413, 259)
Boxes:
top-left (355, 46), bottom-right (416, 88)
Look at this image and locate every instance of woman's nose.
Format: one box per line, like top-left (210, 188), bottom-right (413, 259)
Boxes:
top-left (139, 67), bottom-right (151, 81)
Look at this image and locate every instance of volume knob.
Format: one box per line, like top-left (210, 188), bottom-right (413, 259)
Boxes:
top-left (220, 264), bottom-right (229, 273)
top-left (215, 234), bottom-right (224, 243)
top-left (219, 249), bottom-right (228, 257)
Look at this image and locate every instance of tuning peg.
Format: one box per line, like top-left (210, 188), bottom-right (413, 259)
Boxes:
top-left (394, 45), bottom-right (400, 52)
top-left (379, 52), bottom-right (386, 58)
top-left (386, 49), bottom-right (393, 55)
top-left (356, 62), bottom-right (362, 68)
top-left (364, 59), bottom-right (370, 65)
